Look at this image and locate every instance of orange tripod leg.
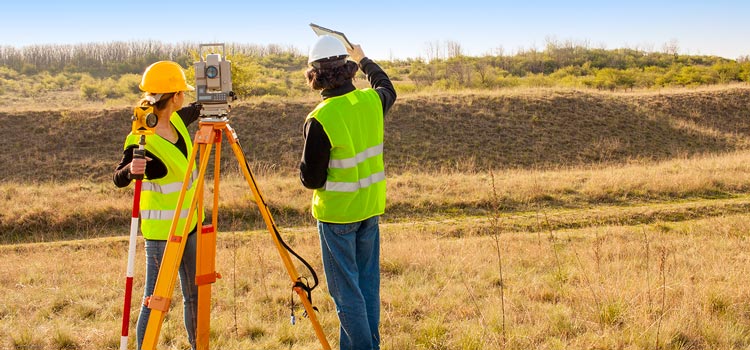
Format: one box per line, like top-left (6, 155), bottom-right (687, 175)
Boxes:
top-left (195, 131), bottom-right (222, 350)
top-left (140, 126), bottom-right (215, 350)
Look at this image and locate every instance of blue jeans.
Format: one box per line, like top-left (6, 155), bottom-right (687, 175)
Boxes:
top-left (318, 216), bottom-right (381, 350)
top-left (136, 232), bottom-right (198, 350)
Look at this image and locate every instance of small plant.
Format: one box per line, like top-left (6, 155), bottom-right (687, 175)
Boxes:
top-left (666, 331), bottom-right (700, 350)
top-left (381, 258), bottom-right (407, 276)
top-left (53, 329), bottom-right (79, 350)
top-left (415, 318), bottom-right (449, 350)
top-left (706, 293), bottom-right (730, 316)
top-left (74, 299), bottom-right (99, 320)
top-left (50, 298), bottom-right (71, 314)
top-left (548, 305), bottom-right (579, 338)
top-left (488, 170), bottom-right (507, 344)
top-left (277, 329), bottom-right (297, 347)
top-left (240, 325), bottom-right (267, 341)
top-left (643, 228), bottom-right (652, 312)
top-left (656, 247), bottom-right (668, 349)
top-left (457, 330), bottom-right (484, 350)
top-left (11, 330), bottom-right (43, 349)
top-left (598, 301), bottom-right (626, 328)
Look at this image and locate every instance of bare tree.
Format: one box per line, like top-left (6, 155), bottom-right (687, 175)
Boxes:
top-left (424, 40), bottom-right (442, 62)
top-left (662, 38), bottom-right (680, 56)
top-left (446, 40), bottom-right (463, 58)
top-left (474, 60), bottom-right (490, 86)
top-left (493, 45), bottom-right (505, 57)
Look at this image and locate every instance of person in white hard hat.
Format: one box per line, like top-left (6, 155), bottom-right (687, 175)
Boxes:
top-left (300, 35), bottom-right (396, 350)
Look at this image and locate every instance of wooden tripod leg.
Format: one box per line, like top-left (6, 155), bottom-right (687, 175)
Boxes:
top-left (141, 138), bottom-right (214, 350)
top-left (227, 139), bottom-right (332, 350)
top-left (195, 131), bottom-right (222, 350)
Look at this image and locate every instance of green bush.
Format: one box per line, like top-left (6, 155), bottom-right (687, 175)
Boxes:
top-left (0, 66), bottom-right (19, 79)
top-left (494, 75), bottom-right (522, 88)
top-left (117, 73), bottom-right (142, 96)
top-left (524, 73), bottom-right (555, 88)
top-left (739, 61), bottom-right (750, 82)
top-left (80, 84), bottom-right (99, 100)
top-left (713, 61), bottom-right (742, 83)
top-left (393, 82), bottom-right (417, 94)
top-left (673, 65), bottom-right (719, 86)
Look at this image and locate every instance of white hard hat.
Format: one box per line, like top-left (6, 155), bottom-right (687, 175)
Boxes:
top-left (308, 35), bottom-right (348, 64)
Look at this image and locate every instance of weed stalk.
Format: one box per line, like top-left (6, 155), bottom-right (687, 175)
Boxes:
top-left (489, 170), bottom-right (507, 345)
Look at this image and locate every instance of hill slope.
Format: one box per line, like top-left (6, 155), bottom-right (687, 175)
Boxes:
top-left (1, 86), bottom-right (749, 183)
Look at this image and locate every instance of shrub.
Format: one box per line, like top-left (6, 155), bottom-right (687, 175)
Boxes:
top-left (117, 73), bottom-right (142, 96)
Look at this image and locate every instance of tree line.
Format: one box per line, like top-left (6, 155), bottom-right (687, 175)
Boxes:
top-left (0, 41), bottom-right (307, 100)
top-left (0, 40), bottom-right (748, 102)
top-left (0, 41), bottom-right (300, 76)
top-left (393, 39), bottom-right (750, 91)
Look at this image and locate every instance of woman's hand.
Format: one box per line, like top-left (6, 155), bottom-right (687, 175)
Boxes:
top-left (129, 157), bottom-right (151, 176)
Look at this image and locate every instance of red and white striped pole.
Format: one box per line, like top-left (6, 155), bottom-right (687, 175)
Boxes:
top-left (121, 135), bottom-right (146, 350)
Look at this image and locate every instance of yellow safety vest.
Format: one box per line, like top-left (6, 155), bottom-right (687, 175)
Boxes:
top-left (306, 88), bottom-right (386, 223)
top-left (124, 112), bottom-right (200, 240)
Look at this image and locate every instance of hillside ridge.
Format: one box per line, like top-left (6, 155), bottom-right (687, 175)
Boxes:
top-left (2, 86), bottom-right (749, 183)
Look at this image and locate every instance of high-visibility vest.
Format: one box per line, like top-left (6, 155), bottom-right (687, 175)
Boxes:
top-left (307, 88), bottom-right (386, 223)
top-left (124, 112), bottom-right (200, 240)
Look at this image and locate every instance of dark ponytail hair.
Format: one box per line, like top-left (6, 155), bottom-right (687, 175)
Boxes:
top-left (305, 61), bottom-right (358, 90)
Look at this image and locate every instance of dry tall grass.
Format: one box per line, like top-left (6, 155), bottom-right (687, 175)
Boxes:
top-left (3, 212), bottom-right (750, 349)
top-left (3, 151), bottom-right (750, 348)
top-left (5, 150), bottom-right (750, 243)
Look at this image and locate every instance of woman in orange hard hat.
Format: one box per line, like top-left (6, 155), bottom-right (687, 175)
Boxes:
top-left (113, 61), bottom-right (202, 350)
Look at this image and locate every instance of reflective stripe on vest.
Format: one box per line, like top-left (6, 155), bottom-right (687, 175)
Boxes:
top-left (140, 209), bottom-right (191, 220)
top-left (328, 144), bottom-right (383, 169)
top-left (140, 169), bottom-right (199, 194)
top-left (325, 171), bottom-right (386, 192)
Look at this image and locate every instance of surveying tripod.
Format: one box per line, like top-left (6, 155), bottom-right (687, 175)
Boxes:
top-left (139, 116), bottom-right (331, 350)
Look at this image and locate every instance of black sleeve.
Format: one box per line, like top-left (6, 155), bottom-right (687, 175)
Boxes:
top-left (113, 145), bottom-right (168, 188)
top-left (359, 58), bottom-right (397, 116)
top-left (177, 102), bottom-right (202, 127)
top-left (299, 118), bottom-right (331, 189)
top-left (113, 150), bottom-right (133, 188)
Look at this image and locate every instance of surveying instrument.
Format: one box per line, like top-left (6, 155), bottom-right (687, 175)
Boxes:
top-left (136, 44), bottom-right (331, 350)
top-left (120, 106), bottom-right (158, 350)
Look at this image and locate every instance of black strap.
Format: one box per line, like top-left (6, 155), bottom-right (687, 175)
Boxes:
top-left (237, 141), bottom-right (322, 315)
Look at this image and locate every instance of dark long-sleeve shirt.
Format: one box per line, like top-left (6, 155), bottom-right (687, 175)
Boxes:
top-left (300, 57), bottom-right (397, 189)
top-left (113, 104), bottom-right (201, 187)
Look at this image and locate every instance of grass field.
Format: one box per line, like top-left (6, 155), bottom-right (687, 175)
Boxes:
top-left (6, 213), bottom-right (750, 349)
top-left (4, 149), bottom-right (750, 349)
top-left (3, 86), bottom-right (750, 349)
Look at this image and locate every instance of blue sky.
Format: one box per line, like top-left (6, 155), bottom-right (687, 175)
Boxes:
top-left (1, 0), bottom-right (748, 60)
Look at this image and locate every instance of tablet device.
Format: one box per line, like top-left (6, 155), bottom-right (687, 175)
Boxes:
top-left (309, 23), bottom-right (354, 50)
